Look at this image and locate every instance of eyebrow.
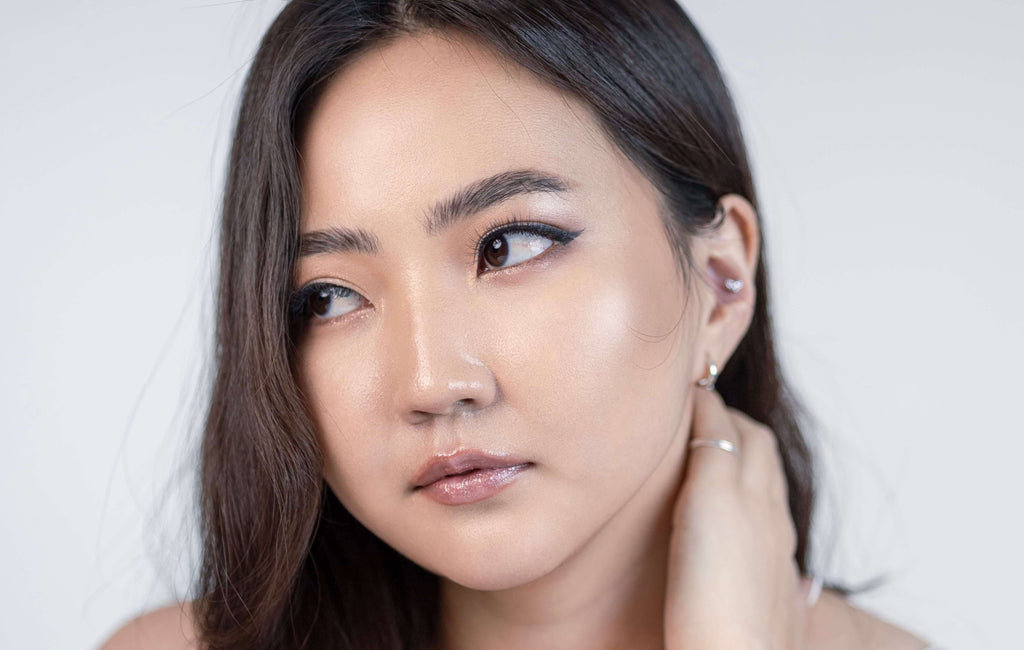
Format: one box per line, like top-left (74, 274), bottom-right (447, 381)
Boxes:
top-left (298, 168), bottom-right (577, 258)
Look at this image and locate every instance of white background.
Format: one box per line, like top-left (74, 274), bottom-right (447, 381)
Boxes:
top-left (1, 1), bottom-right (1020, 648)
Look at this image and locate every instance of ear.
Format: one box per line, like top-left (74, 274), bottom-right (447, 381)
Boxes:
top-left (691, 193), bottom-right (760, 377)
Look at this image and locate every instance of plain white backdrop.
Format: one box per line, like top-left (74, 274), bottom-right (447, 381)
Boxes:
top-left (1, 1), bottom-right (1020, 648)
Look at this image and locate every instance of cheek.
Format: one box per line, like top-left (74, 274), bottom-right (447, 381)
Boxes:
top-left (502, 240), bottom-right (693, 491)
top-left (295, 338), bottom-right (396, 522)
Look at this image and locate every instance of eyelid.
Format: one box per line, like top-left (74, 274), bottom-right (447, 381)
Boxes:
top-left (471, 215), bottom-right (584, 271)
top-left (287, 281), bottom-right (364, 326)
top-left (290, 216), bottom-right (585, 328)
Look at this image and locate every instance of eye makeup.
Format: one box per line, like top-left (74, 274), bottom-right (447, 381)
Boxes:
top-left (288, 216), bottom-right (585, 328)
top-left (468, 215), bottom-right (584, 273)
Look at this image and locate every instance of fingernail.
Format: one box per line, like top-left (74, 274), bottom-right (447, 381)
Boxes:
top-left (804, 575), bottom-right (824, 606)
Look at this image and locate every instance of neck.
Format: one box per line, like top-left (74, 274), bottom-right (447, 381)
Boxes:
top-left (438, 425), bottom-right (689, 650)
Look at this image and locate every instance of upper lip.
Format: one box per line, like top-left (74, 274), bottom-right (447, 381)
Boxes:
top-left (411, 449), bottom-right (531, 489)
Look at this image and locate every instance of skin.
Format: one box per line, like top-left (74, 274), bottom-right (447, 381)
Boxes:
top-left (293, 29), bottom-right (718, 648)
top-left (101, 28), bottom-right (932, 650)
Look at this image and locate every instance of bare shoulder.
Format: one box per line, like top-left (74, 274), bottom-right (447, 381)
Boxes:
top-left (806, 588), bottom-right (933, 650)
top-left (99, 600), bottom-right (198, 650)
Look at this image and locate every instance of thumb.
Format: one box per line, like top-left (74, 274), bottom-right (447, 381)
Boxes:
top-left (798, 575), bottom-right (814, 605)
top-left (801, 574), bottom-right (823, 608)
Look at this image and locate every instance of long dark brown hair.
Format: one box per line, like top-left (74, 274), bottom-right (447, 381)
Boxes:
top-left (194, 1), bottom-right (871, 647)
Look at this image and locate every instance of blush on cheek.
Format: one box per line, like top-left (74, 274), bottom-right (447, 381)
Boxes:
top-left (577, 285), bottom-right (683, 376)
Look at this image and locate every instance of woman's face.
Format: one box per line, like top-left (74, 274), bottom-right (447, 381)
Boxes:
top-left (294, 30), bottom-right (706, 590)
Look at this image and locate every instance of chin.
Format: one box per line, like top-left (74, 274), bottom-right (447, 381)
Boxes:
top-left (438, 549), bottom-right (565, 592)
top-left (401, 521), bottom-right (575, 592)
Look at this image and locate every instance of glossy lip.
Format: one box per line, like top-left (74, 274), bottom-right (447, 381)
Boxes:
top-left (417, 463), bottom-right (532, 506)
top-left (410, 449), bottom-right (531, 490)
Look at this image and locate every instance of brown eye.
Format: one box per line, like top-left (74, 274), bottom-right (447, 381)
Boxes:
top-left (308, 288), bottom-right (334, 317)
top-left (478, 230), bottom-right (554, 273)
top-left (482, 235), bottom-right (510, 267)
top-left (289, 283), bottom-right (362, 324)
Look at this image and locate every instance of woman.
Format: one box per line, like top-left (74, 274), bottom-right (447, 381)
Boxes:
top-left (103, 0), bottom-right (937, 648)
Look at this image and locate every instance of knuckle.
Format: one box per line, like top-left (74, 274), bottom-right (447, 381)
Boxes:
top-left (748, 424), bottom-right (779, 458)
top-left (757, 424), bottom-right (780, 450)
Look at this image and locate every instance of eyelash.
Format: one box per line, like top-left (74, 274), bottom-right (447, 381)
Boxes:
top-left (288, 217), bottom-right (584, 327)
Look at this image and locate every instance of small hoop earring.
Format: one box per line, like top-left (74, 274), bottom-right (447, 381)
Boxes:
top-left (697, 359), bottom-right (719, 391)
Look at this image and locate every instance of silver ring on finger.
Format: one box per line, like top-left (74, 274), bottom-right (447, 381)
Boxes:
top-left (688, 437), bottom-right (739, 455)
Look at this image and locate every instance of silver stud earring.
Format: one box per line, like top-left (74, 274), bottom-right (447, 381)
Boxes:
top-left (696, 359), bottom-right (719, 391)
top-left (724, 278), bottom-right (743, 294)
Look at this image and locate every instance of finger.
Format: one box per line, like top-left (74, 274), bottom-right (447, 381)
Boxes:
top-left (685, 388), bottom-right (742, 489)
top-left (727, 409), bottom-right (798, 558)
top-left (793, 571), bottom-right (812, 649)
top-left (798, 575), bottom-right (815, 606)
top-left (728, 409), bottom-right (789, 504)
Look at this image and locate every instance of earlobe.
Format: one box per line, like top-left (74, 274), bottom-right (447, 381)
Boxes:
top-left (696, 355), bottom-right (720, 391)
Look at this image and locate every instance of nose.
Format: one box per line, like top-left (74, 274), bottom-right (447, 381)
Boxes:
top-left (388, 285), bottom-right (498, 424)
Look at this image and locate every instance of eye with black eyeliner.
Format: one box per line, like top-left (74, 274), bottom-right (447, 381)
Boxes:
top-left (471, 216), bottom-right (584, 275)
top-left (288, 217), bottom-right (585, 327)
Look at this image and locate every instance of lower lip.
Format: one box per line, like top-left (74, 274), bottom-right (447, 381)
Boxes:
top-left (417, 463), bottom-right (532, 505)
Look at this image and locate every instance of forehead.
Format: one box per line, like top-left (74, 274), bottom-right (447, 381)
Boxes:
top-left (298, 29), bottom-right (639, 232)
